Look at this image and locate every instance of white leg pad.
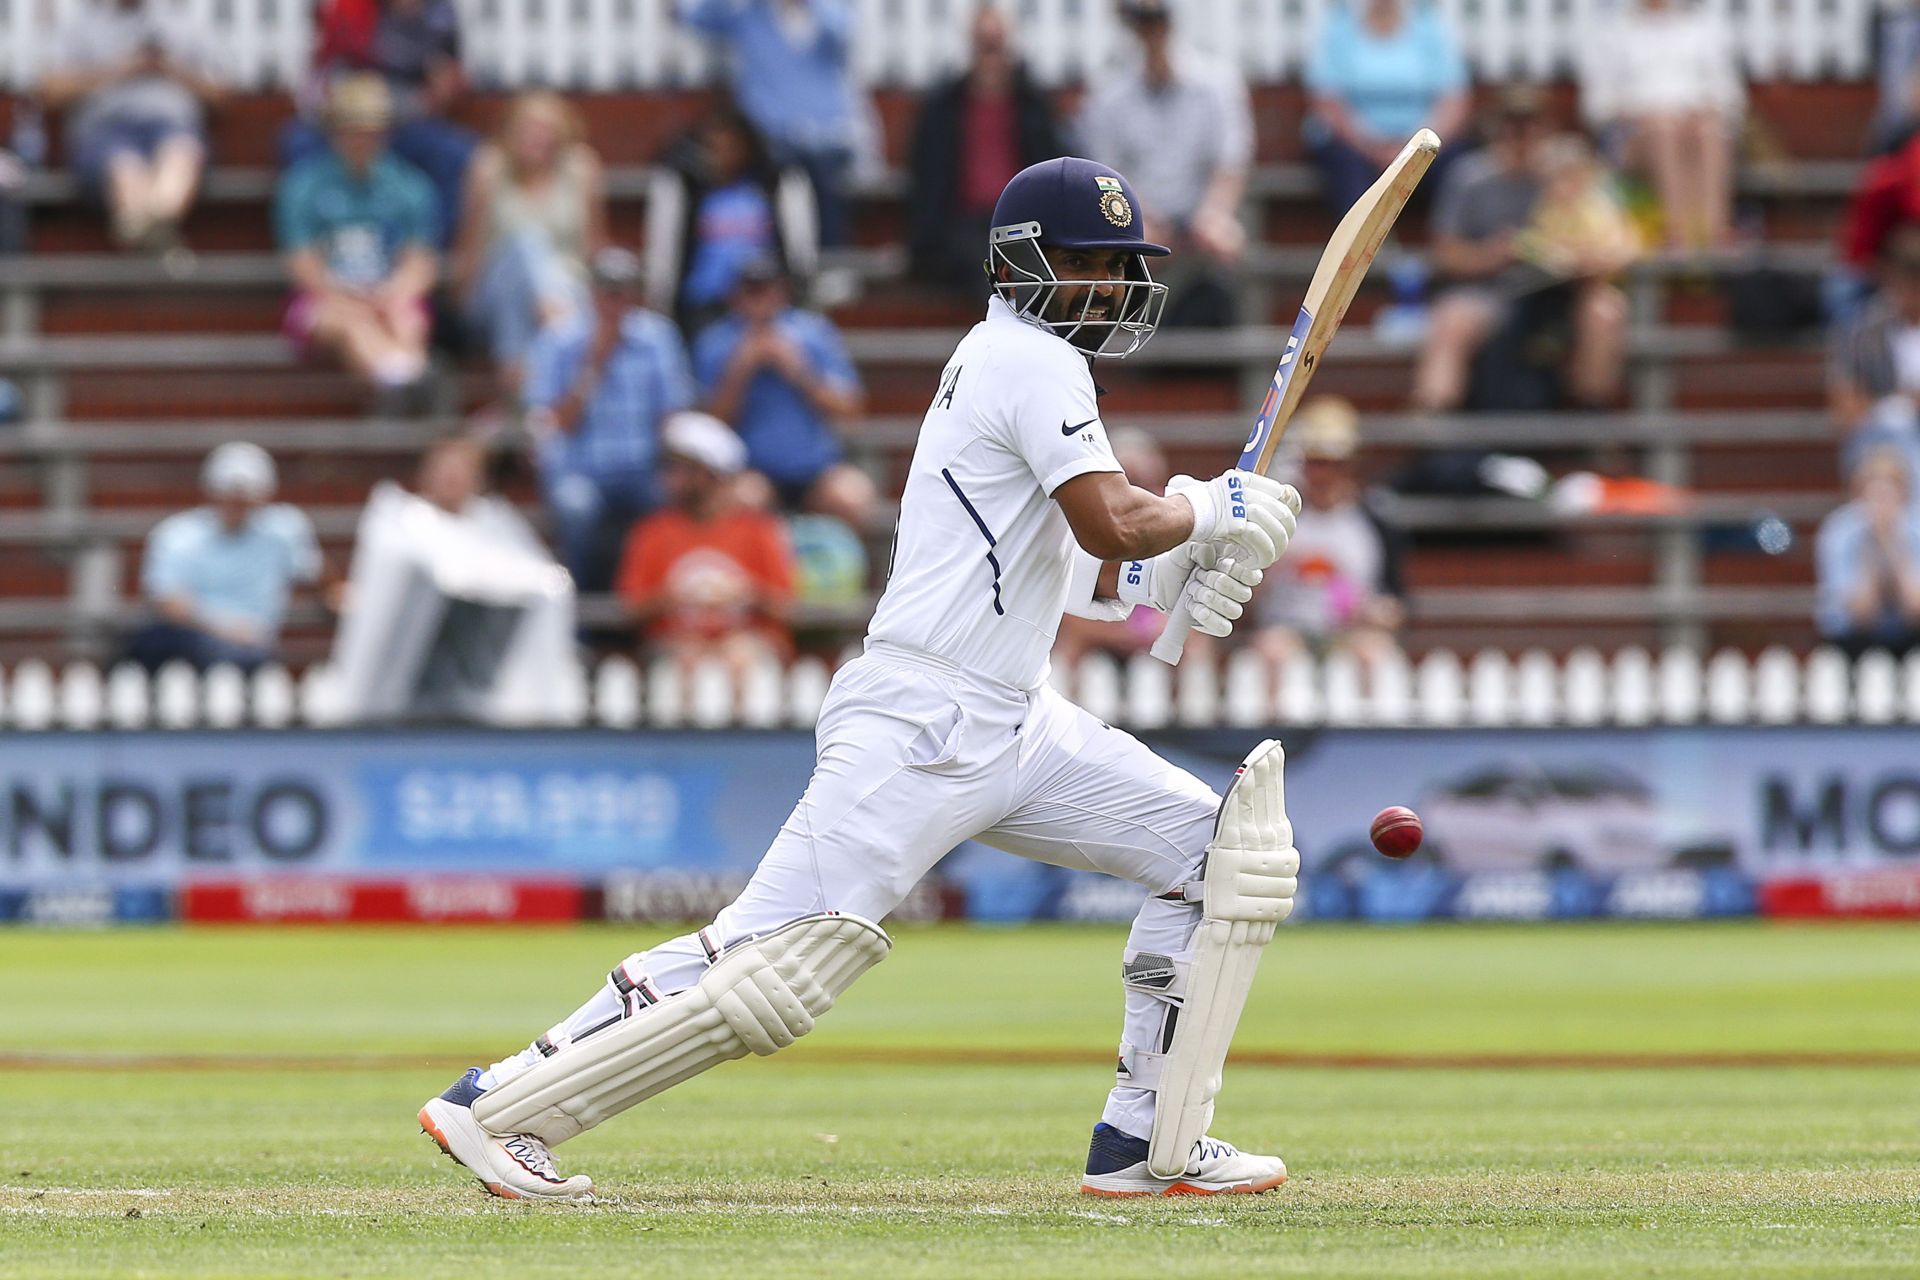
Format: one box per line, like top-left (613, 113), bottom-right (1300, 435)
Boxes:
top-left (1147, 739), bottom-right (1297, 1178)
top-left (472, 912), bottom-right (891, 1145)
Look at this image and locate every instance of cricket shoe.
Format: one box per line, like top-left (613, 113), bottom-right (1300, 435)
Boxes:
top-left (1078, 1123), bottom-right (1286, 1196)
top-left (418, 1068), bottom-right (595, 1202)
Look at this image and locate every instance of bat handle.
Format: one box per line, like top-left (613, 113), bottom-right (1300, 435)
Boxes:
top-left (1150, 577), bottom-right (1201, 665)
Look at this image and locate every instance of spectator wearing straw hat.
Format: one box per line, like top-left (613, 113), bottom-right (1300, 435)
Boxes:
top-left (616, 411), bottom-right (796, 672)
top-left (127, 443), bottom-right (323, 673)
top-left (1249, 397), bottom-right (1406, 670)
top-left (283, 0), bottom-right (478, 245)
top-left (277, 74), bottom-right (439, 416)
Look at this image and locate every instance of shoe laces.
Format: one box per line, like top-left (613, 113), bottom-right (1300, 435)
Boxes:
top-left (501, 1133), bottom-right (564, 1181)
top-left (1193, 1136), bottom-right (1240, 1164)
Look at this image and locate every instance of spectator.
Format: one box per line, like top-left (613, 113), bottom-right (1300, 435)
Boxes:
top-left (1840, 122), bottom-right (1920, 282)
top-left (525, 247), bottom-right (695, 590)
top-left (907, 6), bottom-right (1067, 298)
top-left (1249, 397), bottom-right (1406, 670)
top-left (1052, 428), bottom-right (1180, 667)
top-left (694, 254), bottom-right (874, 528)
top-left (284, 0), bottom-right (477, 245)
top-left (1413, 92), bottom-right (1630, 413)
top-left (1815, 447), bottom-right (1920, 657)
top-left (645, 101), bottom-right (815, 333)
top-left (127, 442), bottom-right (322, 673)
top-left (276, 75), bottom-right (438, 415)
top-left (616, 411), bottom-right (796, 673)
top-left (1828, 225), bottom-right (1920, 471)
top-left (1304, 0), bottom-right (1469, 217)
top-left (0, 133), bottom-right (25, 255)
top-left (37, 0), bottom-right (227, 257)
top-left (1580, 0), bottom-right (1742, 254)
top-left (1079, 0), bottom-right (1252, 326)
top-left (415, 434), bottom-right (488, 516)
top-left (676, 0), bottom-right (861, 247)
top-left (449, 92), bottom-right (607, 400)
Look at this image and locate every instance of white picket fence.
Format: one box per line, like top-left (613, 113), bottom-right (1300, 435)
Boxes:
top-left (0, 0), bottom-right (1886, 91)
top-left (1, 646), bottom-right (1916, 731)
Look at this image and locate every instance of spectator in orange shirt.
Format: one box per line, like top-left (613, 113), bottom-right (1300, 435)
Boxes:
top-left (616, 410), bottom-right (795, 673)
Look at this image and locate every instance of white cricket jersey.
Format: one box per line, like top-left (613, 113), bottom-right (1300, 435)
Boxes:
top-left (866, 297), bottom-right (1123, 689)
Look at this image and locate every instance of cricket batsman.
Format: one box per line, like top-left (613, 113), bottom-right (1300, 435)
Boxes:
top-left (421, 157), bottom-right (1303, 1201)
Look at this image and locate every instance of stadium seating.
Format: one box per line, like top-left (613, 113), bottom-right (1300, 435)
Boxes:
top-left (0, 70), bottom-right (1876, 664)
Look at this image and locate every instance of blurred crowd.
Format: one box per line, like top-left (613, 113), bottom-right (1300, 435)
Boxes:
top-left (8, 0), bottom-right (1920, 673)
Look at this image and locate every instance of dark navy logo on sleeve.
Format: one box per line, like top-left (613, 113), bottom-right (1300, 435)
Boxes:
top-left (1062, 416), bottom-right (1099, 436)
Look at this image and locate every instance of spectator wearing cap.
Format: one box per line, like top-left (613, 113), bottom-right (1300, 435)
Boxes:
top-left (276, 74), bottom-right (438, 415)
top-left (449, 91), bottom-right (608, 402)
top-left (675, 0), bottom-right (861, 247)
top-left (524, 247), bottom-right (696, 590)
top-left (616, 411), bottom-right (797, 673)
top-left (1078, 0), bottom-right (1252, 326)
top-left (1816, 447), bottom-right (1920, 657)
top-left (283, 0), bottom-right (477, 245)
top-left (1829, 225), bottom-right (1920, 475)
top-left (1304, 0), bottom-right (1469, 218)
top-left (693, 254), bottom-right (875, 528)
top-left (37, 0), bottom-right (228, 257)
top-left (907, 7), bottom-right (1067, 299)
top-left (1249, 397), bottom-right (1406, 671)
top-left (127, 443), bottom-right (324, 672)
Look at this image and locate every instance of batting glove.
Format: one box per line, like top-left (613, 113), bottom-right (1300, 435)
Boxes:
top-left (1118, 542), bottom-right (1264, 638)
top-left (1167, 471), bottom-right (1301, 570)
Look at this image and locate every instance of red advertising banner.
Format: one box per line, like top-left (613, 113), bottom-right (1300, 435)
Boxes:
top-left (180, 878), bottom-right (584, 924)
top-left (1759, 869), bottom-right (1920, 919)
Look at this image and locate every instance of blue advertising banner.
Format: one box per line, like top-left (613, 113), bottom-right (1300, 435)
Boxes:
top-left (1, 726), bottom-right (1916, 922)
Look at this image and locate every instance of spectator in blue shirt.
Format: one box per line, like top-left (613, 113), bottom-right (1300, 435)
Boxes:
top-left (1816, 447), bottom-right (1920, 657)
top-left (276, 74), bottom-right (438, 414)
top-left (694, 254), bottom-right (875, 529)
top-left (676, 0), bottom-right (860, 245)
top-left (1305, 0), bottom-right (1470, 216)
top-left (282, 0), bottom-right (477, 245)
top-left (524, 247), bottom-right (696, 590)
top-left (127, 442), bottom-right (323, 672)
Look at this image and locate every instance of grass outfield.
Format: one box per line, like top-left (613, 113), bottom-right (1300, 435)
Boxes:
top-left (1, 921), bottom-right (1917, 1278)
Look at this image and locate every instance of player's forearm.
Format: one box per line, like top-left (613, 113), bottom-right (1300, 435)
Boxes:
top-left (1078, 491), bottom-right (1194, 562)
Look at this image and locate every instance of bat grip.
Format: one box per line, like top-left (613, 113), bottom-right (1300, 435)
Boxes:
top-left (1150, 570), bottom-right (1204, 665)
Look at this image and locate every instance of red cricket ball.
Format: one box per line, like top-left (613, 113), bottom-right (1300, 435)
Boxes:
top-left (1370, 806), bottom-right (1424, 859)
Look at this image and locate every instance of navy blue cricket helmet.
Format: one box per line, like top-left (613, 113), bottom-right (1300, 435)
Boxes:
top-left (986, 157), bottom-right (1170, 359)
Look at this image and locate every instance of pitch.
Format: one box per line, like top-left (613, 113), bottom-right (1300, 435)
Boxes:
top-left (2, 922), bottom-right (1916, 1278)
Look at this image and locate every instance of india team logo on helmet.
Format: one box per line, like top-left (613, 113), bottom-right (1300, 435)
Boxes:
top-left (985, 157), bottom-right (1169, 359)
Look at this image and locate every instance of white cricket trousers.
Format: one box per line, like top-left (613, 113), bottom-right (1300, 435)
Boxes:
top-left (490, 642), bottom-right (1222, 1138)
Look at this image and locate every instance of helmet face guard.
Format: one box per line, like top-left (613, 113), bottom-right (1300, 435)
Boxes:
top-left (988, 222), bottom-right (1169, 359)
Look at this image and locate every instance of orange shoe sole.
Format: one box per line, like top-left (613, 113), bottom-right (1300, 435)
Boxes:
top-left (419, 1104), bottom-right (524, 1200)
top-left (1079, 1173), bottom-right (1286, 1197)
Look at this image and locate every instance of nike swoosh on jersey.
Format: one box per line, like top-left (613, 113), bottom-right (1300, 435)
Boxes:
top-left (1062, 417), bottom-right (1100, 436)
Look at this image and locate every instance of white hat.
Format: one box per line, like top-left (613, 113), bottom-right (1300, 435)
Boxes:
top-left (661, 411), bottom-right (747, 476)
top-left (202, 441), bottom-right (277, 500)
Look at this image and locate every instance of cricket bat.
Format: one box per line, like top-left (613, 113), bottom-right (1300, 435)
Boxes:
top-left (1151, 128), bottom-right (1442, 665)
